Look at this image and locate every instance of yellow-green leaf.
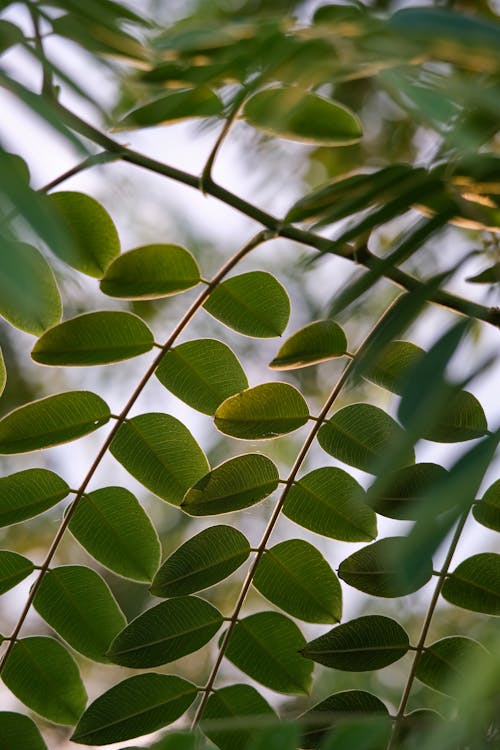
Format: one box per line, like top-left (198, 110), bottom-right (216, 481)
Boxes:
top-left (119, 87), bottom-right (222, 129)
top-left (442, 553), bottom-right (500, 615)
top-left (269, 320), bottom-right (347, 370)
top-left (0, 468), bottom-right (69, 527)
top-left (473, 478), bottom-right (500, 532)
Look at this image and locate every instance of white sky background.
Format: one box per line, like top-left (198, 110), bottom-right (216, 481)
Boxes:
top-left (0, 1), bottom-right (499, 748)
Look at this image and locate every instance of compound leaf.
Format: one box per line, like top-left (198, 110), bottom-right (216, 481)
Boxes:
top-left (415, 637), bottom-right (489, 696)
top-left (269, 320), bottom-right (347, 370)
top-left (0, 468), bottom-right (69, 527)
top-left (473, 478), bottom-right (500, 531)
top-left (202, 684), bottom-right (276, 750)
top-left (442, 553), bottom-right (500, 615)
top-left (0, 551), bottom-right (34, 594)
top-left (0, 711), bottom-right (48, 750)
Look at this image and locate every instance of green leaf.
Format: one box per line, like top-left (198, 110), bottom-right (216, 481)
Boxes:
top-left (0, 711), bottom-right (48, 750)
top-left (72, 674), bottom-right (198, 745)
top-left (442, 553), bottom-right (500, 615)
top-left (225, 611), bottom-right (312, 694)
top-left (34, 565), bottom-right (126, 662)
top-left (156, 339), bottom-right (248, 415)
top-left (253, 539), bottom-right (342, 623)
top-left (0, 347), bottom-right (5, 396)
top-left (246, 722), bottom-right (298, 750)
top-left (0, 391), bottom-right (111, 454)
top-left (0, 241), bottom-right (62, 335)
top-left (415, 637), bottom-right (489, 696)
top-left (284, 467), bottom-right (377, 541)
top-left (301, 615), bottom-right (409, 671)
top-left (473, 478), bottom-right (500, 531)
top-left (69, 486), bottom-right (161, 582)
top-left (203, 271), bottom-right (290, 338)
top-left (0, 468), bottom-right (69, 527)
top-left (214, 383), bottom-right (309, 440)
top-left (181, 453), bottom-right (279, 515)
top-left (366, 463), bottom-right (448, 520)
top-left (100, 244), bottom-right (201, 299)
top-left (147, 732), bottom-right (197, 750)
top-left (108, 596), bottom-right (223, 667)
top-left (300, 691), bottom-right (390, 750)
top-left (110, 413), bottom-right (209, 504)
top-left (269, 320), bottom-right (347, 370)
top-left (32, 311), bottom-right (154, 366)
top-left (242, 86), bottom-right (362, 146)
top-left (318, 404), bottom-right (415, 473)
top-left (363, 341), bottom-right (425, 394)
top-left (46, 192), bottom-right (120, 277)
top-left (338, 537), bottom-right (433, 598)
top-left (119, 87), bottom-right (222, 129)
top-left (1, 636), bottom-right (87, 724)
top-left (414, 390), bottom-right (488, 443)
top-left (467, 262), bottom-right (500, 284)
top-left (0, 551), bottom-right (34, 594)
top-left (0, 20), bottom-right (23, 52)
top-left (202, 684), bottom-right (277, 750)
top-left (151, 525), bottom-right (250, 597)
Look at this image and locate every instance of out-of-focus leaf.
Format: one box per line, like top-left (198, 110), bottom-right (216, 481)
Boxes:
top-left (2, 637), bottom-right (87, 725)
top-left (43, 0), bottom-right (146, 26)
top-left (151, 525), bottom-right (250, 597)
top-left (246, 721), bottom-right (298, 750)
top-left (156, 339), bottom-right (248, 415)
top-left (0, 551), bottom-right (34, 594)
top-left (467, 262), bottom-right (500, 284)
top-left (0, 468), bottom-right (69, 527)
top-left (214, 383), bottom-right (309, 439)
top-left (363, 341), bottom-right (425, 395)
top-left (119, 87), bottom-right (222, 129)
top-left (0, 712), bottom-right (48, 750)
top-left (473, 478), bottom-right (500, 531)
top-left (366, 463), bottom-right (448, 520)
top-left (284, 467), bottom-right (376, 541)
top-left (52, 13), bottom-right (147, 64)
top-left (442, 553), bottom-right (500, 615)
top-left (202, 684), bottom-right (276, 750)
top-left (269, 320), bottom-right (347, 370)
top-left (0, 347), bottom-right (6, 396)
top-left (415, 637), bottom-right (489, 696)
top-left (0, 391), bottom-right (111, 454)
top-left (0, 20), bottom-right (23, 53)
top-left (182, 453), bottom-right (279, 515)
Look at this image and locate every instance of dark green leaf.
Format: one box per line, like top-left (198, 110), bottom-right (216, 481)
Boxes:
top-left (366, 463), bottom-right (448, 520)
top-left (203, 271), bottom-right (290, 338)
top-left (100, 244), bottom-right (201, 299)
top-left (69, 486), bottom-right (161, 582)
top-left (473, 478), bottom-right (500, 531)
top-left (0, 391), bottom-right (111, 453)
top-left (52, 13), bottom-right (147, 63)
top-left (318, 404), bottom-right (415, 473)
top-left (151, 525), bottom-right (250, 597)
top-left (442, 553), bottom-right (500, 615)
top-left (0, 551), bottom-right (34, 594)
top-left (0, 241), bottom-right (61, 335)
top-left (182, 453), bottom-right (279, 515)
top-left (416, 637), bottom-right (489, 696)
top-left (147, 732), bottom-right (197, 750)
top-left (0, 468), bottom-right (69, 527)
top-left (467, 262), bottom-right (500, 284)
top-left (108, 596), bottom-right (223, 667)
top-left (2, 636), bottom-right (87, 724)
top-left (0, 20), bottom-right (23, 52)
top-left (202, 684), bottom-right (276, 750)
top-left (120, 87), bottom-right (222, 129)
top-left (214, 383), bottom-right (309, 440)
top-left (242, 86), bottom-right (362, 146)
top-left (415, 390), bottom-right (488, 443)
top-left (253, 539), bottom-right (342, 623)
top-left (46, 192), bottom-right (120, 277)
top-left (284, 467), bottom-right (376, 541)
top-left (110, 413), bottom-right (209, 504)
top-left (0, 711), bottom-right (47, 750)
top-left (301, 615), bottom-right (409, 671)
top-left (269, 320), bottom-right (347, 370)
top-left (338, 537), bottom-right (433, 597)
top-left (156, 339), bottom-right (248, 415)
top-left (225, 612), bottom-right (313, 694)
top-left (32, 311), bottom-right (154, 366)
top-left (363, 341), bottom-right (425, 395)
top-left (72, 674), bottom-right (198, 745)
top-left (246, 722), bottom-right (298, 750)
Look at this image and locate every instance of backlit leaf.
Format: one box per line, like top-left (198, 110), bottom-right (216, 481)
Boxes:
top-left (69, 486), bottom-right (161, 582)
top-left (72, 674), bottom-right (198, 745)
top-left (242, 86), bottom-right (362, 146)
top-left (0, 241), bottom-right (61, 335)
top-left (151, 525), bottom-right (250, 597)
top-left (467, 262), bottom-right (500, 284)
top-left (0, 20), bottom-right (23, 52)
top-left (34, 565), bottom-right (126, 662)
top-left (203, 271), bottom-right (290, 338)
top-left (246, 722), bottom-right (298, 750)
top-left (108, 596), bottom-right (223, 667)
top-left (415, 637), bottom-right (489, 696)
top-left (0, 468), bottom-right (69, 527)
top-left (202, 684), bottom-right (276, 750)
top-left (110, 413), bottom-right (209, 504)
top-left (119, 87), bottom-right (222, 129)
top-left (0, 551), bottom-right (34, 594)
top-left (473, 478), bottom-right (500, 531)
top-left (100, 244), bottom-right (201, 299)
top-left (46, 191), bottom-right (120, 277)
top-left (156, 339), bottom-right (248, 415)
top-left (338, 537), bottom-right (433, 597)
top-left (2, 636), bottom-right (87, 724)
top-left (214, 383), bottom-right (309, 440)
top-left (363, 341), bottom-right (425, 394)
top-left (225, 612), bottom-right (313, 694)
top-left (318, 404), bottom-right (415, 473)
top-left (0, 711), bottom-right (48, 750)
top-left (413, 390), bottom-right (488, 443)
top-left (182, 453), bottom-right (279, 515)
top-left (269, 320), bottom-right (347, 370)
top-left (0, 347), bottom-right (5, 396)
top-left (32, 311), bottom-right (154, 366)
top-left (301, 615), bottom-right (409, 671)
top-left (442, 553), bottom-right (500, 615)
top-left (253, 539), bottom-right (342, 623)
top-left (0, 391), bottom-right (111, 453)
top-left (284, 467), bottom-right (377, 541)
top-left (366, 463), bottom-right (448, 520)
